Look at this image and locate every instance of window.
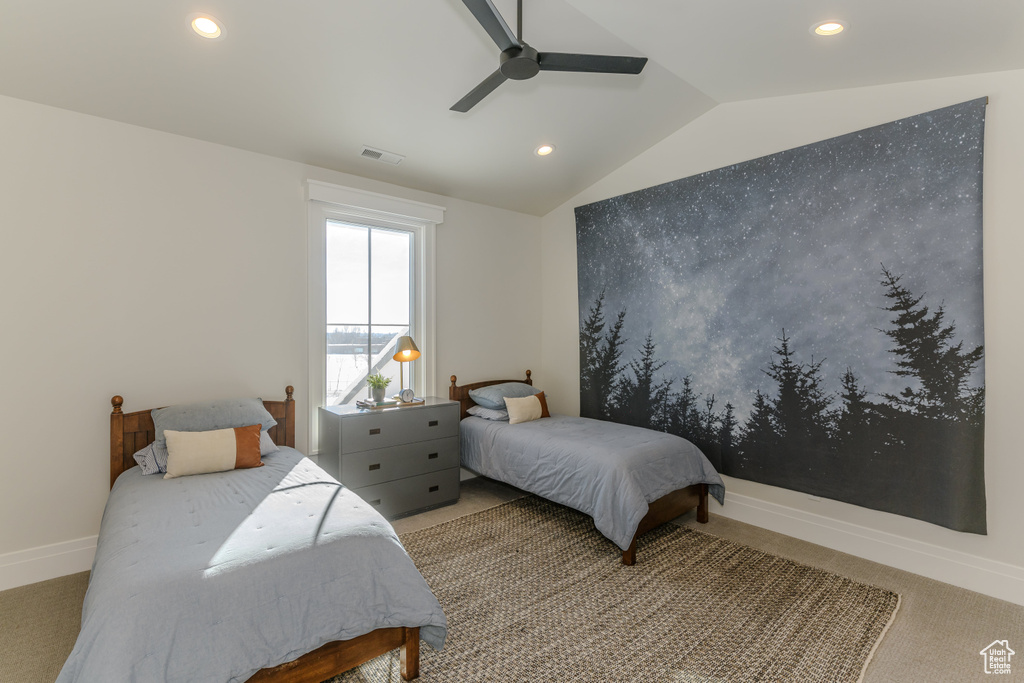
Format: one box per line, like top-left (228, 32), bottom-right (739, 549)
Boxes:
top-left (326, 221), bottom-right (412, 405)
top-left (307, 180), bottom-right (444, 449)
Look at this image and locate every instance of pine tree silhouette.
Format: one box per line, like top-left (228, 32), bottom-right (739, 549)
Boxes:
top-left (835, 368), bottom-right (872, 445)
top-left (763, 330), bottom-right (832, 451)
top-left (874, 265), bottom-right (986, 533)
top-left (878, 265), bottom-right (984, 421)
top-left (697, 394), bottom-right (719, 445)
top-left (666, 375), bottom-right (701, 439)
top-left (718, 402), bottom-right (738, 453)
top-left (595, 310), bottom-right (628, 420)
top-left (613, 332), bottom-right (672, 430)
top-left (738, 390), bottom-right (777, 466)
top-left (579, 292), bottom-right (628, 420)
top-left (579, 291), bottom-right (607, 418)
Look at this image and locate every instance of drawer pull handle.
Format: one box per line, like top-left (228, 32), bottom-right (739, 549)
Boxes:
top-left (369, 499), bottom-right (381, 506)
top-left (428, 485), bottom-right (439, 493)
top-left (369, 463), bottom-right (380, 471)
top-left (369, 428), bottom-right (381, 435)
top-left (427, 452), bottom-right (438, 459)
top-left (428, 420), bottom-right (439, 427)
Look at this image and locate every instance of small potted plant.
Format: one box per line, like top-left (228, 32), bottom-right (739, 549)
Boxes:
top-left (367, 373), bottom-right (392, 403)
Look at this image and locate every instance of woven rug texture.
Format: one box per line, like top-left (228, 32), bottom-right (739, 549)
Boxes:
top-left (331, 496), bottom-right (900, 683)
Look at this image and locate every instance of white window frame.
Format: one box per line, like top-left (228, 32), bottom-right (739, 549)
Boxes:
top-left (307, 180), bottom-right (445, 452)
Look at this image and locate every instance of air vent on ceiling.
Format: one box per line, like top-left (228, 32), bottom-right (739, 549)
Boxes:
top-left (360, 145), bottom-right (405, 165)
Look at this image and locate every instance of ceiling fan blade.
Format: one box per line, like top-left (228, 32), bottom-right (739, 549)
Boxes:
top-left (450, 69), bottom-right (508, 112)
top-left (538, 52), bottom-right (648, 75)
top-left (461, 0), bottom-right (520, 52)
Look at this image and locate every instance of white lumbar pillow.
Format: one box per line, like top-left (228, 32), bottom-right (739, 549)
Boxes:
top-left (504, 394), bottom-right (544, 425)
top-left (164, 424), bottom-right (263, 479)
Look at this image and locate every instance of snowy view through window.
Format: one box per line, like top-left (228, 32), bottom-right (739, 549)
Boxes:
top-left (326, 220), bottom-right (413, 405)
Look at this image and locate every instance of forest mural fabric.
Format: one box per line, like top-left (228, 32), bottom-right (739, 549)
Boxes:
top-left (575, 98), bottom-right (987, 533)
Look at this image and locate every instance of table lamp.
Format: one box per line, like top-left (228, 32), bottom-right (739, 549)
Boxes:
top-left (393, 335), bottom-right (421, 400)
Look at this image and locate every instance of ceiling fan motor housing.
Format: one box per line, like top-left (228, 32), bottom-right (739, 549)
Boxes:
top-left (451, 0), bottom-right (646, 111)
top-left (500, 44), bottom-right (541, 80)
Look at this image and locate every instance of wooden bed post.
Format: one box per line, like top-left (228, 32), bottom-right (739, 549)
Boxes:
top-left (622, 539), bottom-right (637, 566)
top-left (697, 483), bottom-right (709, 523)
top-left (284, 385), bottom-right (296, 449)
top-left (621, 484), bottom-right (710, 565)
top-left (400, 627), bottom-right (420, 680)
top-left (110, 396), bottom-right (124, 489)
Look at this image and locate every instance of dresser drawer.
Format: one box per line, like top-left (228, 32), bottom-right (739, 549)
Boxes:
top-left (341, 436), bottom-right (459, 489)
top-left (351, 467), bottom-right (460, 519)
top-left (340, 404), bottom-right (459, 453)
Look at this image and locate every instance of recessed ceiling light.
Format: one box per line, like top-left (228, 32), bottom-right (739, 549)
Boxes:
top-left (190, 14), bottom-right (223, 39)
top-left (535, 144), bottom-right (555, 157)
top-left (812, 20), bottom-right (846, 36)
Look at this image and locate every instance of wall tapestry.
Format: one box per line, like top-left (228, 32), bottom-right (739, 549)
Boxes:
top-left (576, 98), bottom-right (987, 533)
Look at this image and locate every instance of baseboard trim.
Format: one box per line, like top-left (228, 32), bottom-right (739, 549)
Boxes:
top-left (717, 492), bottom-right (1024, 606)
top-left (0, 536), bottom-right (97, 592)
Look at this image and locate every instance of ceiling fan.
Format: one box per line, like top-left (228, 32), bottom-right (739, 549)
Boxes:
top-left (451, 0), bottom-right (648, 113)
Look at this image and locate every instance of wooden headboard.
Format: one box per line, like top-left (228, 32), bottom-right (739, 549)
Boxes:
top-left (109, 386), bottom-right (296, 488)
top-left (449, 370), bottom-right (532, 420)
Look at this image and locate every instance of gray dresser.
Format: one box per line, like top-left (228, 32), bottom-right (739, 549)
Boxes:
top-left (318, 397), bottom-right (460, 519)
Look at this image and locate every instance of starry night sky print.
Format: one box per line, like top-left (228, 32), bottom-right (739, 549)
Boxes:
top-left (576, 98), bottom-right (986, 425)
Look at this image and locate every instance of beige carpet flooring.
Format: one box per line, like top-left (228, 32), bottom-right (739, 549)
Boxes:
top-left (2, 477), bottom-right (1022, 682)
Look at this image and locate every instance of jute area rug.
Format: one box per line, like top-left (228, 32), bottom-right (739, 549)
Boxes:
top-left (331, 497), bottom-right (900, 683)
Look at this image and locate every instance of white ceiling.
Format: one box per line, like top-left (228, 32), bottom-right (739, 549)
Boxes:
top-left (1, 1), bottom-right (1022, 216)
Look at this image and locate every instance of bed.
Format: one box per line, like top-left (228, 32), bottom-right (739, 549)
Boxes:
top-left (450, 372), bottom-right (725, 565)
top-left (57, 387), bottom-right (445, 683)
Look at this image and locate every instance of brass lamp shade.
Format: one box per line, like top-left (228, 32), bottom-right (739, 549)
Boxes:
top-left (394, 335), bottom-right (420, 395)
top-left (393, 336), bottom-right (421, 362)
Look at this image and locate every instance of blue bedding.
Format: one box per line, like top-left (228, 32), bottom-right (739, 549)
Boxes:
top-left (57, 447), bottom-right (446, 683)
top-left (460, 415), bottom-right (725, 550)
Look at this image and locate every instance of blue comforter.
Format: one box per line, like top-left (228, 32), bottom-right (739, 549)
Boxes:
top-left (461, 415), bottom-right (725, 550)
top-left (57, 448), bottom-right (446, 683)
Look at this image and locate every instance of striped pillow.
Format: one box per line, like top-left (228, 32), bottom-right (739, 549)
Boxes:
top-left (466, 405), bottom-right (510, 421)
top-left (164, 424), bottom-right (264, 479)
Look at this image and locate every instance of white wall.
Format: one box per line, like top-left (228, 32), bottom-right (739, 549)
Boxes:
top-left (540, 69), bottom-right (1024, 604)
top-left (0, 94), bottom-right (541, 585)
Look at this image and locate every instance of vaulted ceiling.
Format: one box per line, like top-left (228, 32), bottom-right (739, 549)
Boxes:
top-left (1, 0), bottom-right (1021, 215)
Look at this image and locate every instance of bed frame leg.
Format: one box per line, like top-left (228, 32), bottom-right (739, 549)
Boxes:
top-left (621, 539), bottom-right (637, 566)
top-left (697, 483), bottom-right (709, 523)
top-left (400, 627), bottom-right (420, 680)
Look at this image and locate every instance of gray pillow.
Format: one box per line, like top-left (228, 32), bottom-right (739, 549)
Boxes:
top-left (259, 430), bottom-right (280, 456)
top-left (133, 430), bottom-right (279, 476)
top-left (466, 405), bottom-right (510, 421)
top-left (152, 397), bottom-right (276, 450)
top-left (469, 382), bottom-right (540, 410)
